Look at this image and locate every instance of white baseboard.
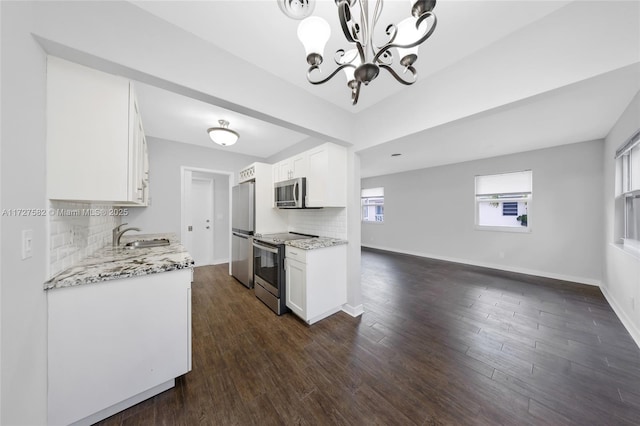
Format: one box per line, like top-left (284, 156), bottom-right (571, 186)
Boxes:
top-left (70, 379), bottom-right (174, 426)
top-left (361, 244), bottom-right (601, 287)
top-left (600, 286), bottom-right (640, 350)
top-left (342, 303), bottom-right (364, 317)
top-left (213, 258), bottom-right (228, 266)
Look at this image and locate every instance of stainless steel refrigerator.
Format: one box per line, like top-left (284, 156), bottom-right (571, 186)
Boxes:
top-left (231, 182), bottom-right (255, 288)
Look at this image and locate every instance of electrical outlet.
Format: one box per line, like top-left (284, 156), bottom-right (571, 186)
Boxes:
top-left (22, 229), bottom-right (33, 260)
top-left (499, 251), bottom-right (505, 259)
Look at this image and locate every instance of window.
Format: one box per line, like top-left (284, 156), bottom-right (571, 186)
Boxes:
top-left (475, 170), bottom-right (532, 231)
top-left (615, 129), bottom-right (640, 253)
top-left (362, 187), bottom-right (384, 223)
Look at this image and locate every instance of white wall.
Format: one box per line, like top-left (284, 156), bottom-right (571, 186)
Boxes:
top-left (0, 2), bottom-right (48, 424)
top-left (601, 91), bottom-right (640, 346)
top-left (362, 140), bottom-right (604, 285)
top-left (125, 137), bottom-right (260, 263)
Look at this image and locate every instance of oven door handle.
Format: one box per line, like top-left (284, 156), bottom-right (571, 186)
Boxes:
top-left (252, 241), bottom-right (279, 254)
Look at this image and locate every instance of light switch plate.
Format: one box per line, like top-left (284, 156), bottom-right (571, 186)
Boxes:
top-left (22, 229), bottom-right (33, 260)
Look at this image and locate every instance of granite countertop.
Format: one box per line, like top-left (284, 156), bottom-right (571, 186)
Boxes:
top-left (44, 233), bottom-right (194, 290)
top-left (285, 237), bottom-right (348, 250)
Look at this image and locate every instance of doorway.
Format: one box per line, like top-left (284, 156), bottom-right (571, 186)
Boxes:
top-left (181, 168), bottom-right (231, 267)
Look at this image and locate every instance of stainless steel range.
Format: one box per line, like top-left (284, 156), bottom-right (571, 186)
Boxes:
top-left (252, 232), bottom-right (316, 315)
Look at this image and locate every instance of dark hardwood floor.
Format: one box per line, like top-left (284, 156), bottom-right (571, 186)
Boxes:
top-left (96, 248), bottom-right (640, 425)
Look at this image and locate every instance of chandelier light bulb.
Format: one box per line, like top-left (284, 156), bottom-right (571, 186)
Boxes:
top-left (297, 16), bottom-right (331, 65)
top-left (395, 17), bottom-right (423, 68)
top-left (340, 49), bottom-right (360, 83)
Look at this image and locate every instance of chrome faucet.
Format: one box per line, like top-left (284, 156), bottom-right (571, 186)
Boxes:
top-left (112, 223), bottom-right (141, 246)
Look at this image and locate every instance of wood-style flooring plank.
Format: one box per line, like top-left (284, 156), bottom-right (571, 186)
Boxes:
top-left (94, 249), bottom-right (640, 425)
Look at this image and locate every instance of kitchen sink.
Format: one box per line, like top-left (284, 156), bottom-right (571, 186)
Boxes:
top-left (123, 238), bottom-right (170, 249)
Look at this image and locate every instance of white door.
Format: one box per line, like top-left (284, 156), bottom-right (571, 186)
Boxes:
top-left (188, 176), bottom-right (214, 266)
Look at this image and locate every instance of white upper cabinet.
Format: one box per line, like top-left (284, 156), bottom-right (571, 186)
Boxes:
top-left (273, 153), bottom-right (308, 182)
top-left (272, 143), bottom-right (347, 208)
top-left (306, 143), bottom-right (347, 208)
top-left (127, 94), bottom-right (149, 206)
top-left (47, 57), bottom-right (149, 205)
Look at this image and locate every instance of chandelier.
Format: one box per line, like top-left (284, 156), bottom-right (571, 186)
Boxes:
top-left (278, 0), bottom-right (438, 105)
top-left (207, 120), bottom-right (239, 146)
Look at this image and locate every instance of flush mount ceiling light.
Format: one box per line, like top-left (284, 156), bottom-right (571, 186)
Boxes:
top-left (207, 120), bottom-right (239, 146)
top-left (279, 0), bottom-right (438, 105)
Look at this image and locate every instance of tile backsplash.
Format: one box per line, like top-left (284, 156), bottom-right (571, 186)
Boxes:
top-left (287, 208), bottom-right (347, 239)
top-left (49, 201), bottom-right (122, 277)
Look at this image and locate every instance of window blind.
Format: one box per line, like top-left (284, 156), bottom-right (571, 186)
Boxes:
top-left (362, 187), bottom-right (384, 198)
top-left (615, 128), bottom-right (640, 159)
top-left (475, 170), bottom-right (532, 196)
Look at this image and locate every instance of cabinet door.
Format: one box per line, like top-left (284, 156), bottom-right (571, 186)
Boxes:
top-left (141, 136), bottom-right (149, 205)
top-left (306, 144), bottom-right (347, 207)
top-left (291, 153), bottom-right (308, 178)
top-left (277, 160), bottom-right (291, 181)
top-left (285, 257), bottom-right (306, 318)
top-left (128, 91), bottom-right (148, 205)
top-left (47, 57), bottom-right (130, 202)
top-left (48, 270), bottom-right (192, 425)
top-left (307, 146), bottom-right (328, 207)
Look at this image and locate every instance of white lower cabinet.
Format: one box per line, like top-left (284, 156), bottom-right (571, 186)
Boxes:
top-left (285, 245), bottom-right (347, 325)
top-left (47, 269), bottom-right (192, 426)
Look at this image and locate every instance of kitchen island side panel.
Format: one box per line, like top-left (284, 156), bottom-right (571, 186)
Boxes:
top-left (47, 268), bottom-right (192, 426)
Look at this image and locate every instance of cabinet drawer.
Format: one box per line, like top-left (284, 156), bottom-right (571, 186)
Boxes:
top-left (285, 246), bottom-right (307, 263)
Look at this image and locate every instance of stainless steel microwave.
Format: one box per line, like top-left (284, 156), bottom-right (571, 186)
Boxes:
top-left (274, 177), bottom-right (307, 208)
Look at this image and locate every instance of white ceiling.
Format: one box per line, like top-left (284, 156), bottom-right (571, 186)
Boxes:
top-left (358, 64), bottom-right (640, 176)
top-left (133, 0), bottom-right (570, 112)
top-left (125, 0), bottom-right (640, 174)
top-left (134, 82), bottom-right (309, 158)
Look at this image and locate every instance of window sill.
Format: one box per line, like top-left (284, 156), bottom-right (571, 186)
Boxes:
top-left (612, 240), bottom-right (640, 260)
top-left (362, 221), bottom-right (384, 225)
top-left (611, 242), bottom-right (640, 261)
top-left (475, 225), bottom-right (531, 233)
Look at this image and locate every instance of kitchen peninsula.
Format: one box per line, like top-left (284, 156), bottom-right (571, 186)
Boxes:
top-left (44, 233), bottom-right (194, 426)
